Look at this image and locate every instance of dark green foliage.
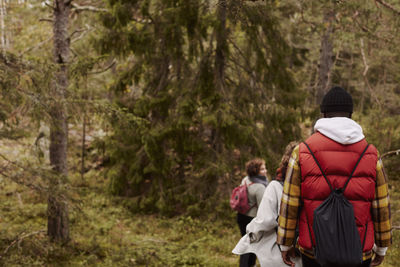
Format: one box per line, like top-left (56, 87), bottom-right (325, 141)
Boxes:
top-left (96, 0), bottom-right (304, 215)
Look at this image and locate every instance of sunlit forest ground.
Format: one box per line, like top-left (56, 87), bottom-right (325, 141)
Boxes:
top-left (0, 133), bottom-right (398, 266)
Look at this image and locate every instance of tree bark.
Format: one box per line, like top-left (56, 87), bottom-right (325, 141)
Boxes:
top-left (0, 0), bottom-right (6, 57)
top-left (316, 8), bottom-right (334, 105)
top-left (215, 0), bottom-right (227, 92)
top-left (212, 0), bottom-right (227, 154)
top-left (47, 0), bottom-right (70, 243)
top-left (81, 110), bottom-right (86, 180)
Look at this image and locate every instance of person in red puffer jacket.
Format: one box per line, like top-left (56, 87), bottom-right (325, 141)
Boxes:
top-left (276, 87), bottom-right (392, 267)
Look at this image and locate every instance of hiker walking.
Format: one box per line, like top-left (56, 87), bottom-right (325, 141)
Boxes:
top-left (235, 158), bottom-right (268, 267)
top-left (277, 87), bottom-right (392, 267)
top-left (233, 142), bottom-right (302, 267)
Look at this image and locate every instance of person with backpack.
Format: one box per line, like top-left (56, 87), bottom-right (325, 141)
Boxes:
top-left (233, 142), bottom-right (302, 267)
top-left (234, 158), bottom-right (268, 267)
top-left (276, 86), bottom-right (392, 267)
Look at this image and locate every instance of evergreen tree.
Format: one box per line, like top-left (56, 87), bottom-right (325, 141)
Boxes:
top-left (97, 0), bottom-right (304, 215)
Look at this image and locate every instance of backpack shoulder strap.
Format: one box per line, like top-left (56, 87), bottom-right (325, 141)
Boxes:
top-left (303, 142), bottom-right (333, 192)
top-left (342, 144), bottom-right (370, 193)
top-left (303, 142), bottom-right (370, 193)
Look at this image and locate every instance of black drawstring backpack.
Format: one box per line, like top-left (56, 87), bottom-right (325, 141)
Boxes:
top-left (303, 142), bottom-right (370, 267)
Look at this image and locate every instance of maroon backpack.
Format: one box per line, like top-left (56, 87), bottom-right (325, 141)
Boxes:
top-left (230, 179), bottom-right (254, 214)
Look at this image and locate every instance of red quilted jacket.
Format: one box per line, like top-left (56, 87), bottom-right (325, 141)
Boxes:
top-left (298, 132), bottom-right (378, 253)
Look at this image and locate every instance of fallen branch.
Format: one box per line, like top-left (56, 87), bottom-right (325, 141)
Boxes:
top-left (0, 230), bottom-right (45, 258)
top-left (381, 149), bottom-right (400, 159)
top-left (375, 0), bottom-right (400, 15)
top-left (393, 225), bottom-right (400, 230)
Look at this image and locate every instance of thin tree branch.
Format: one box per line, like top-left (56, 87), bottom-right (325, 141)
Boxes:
top-left (71, 29), bottom-right (92, 43)
top-left (375, 0), bottom-right (400, 15)
top-left (359, 38), bottom-right (381, 107)
top-left (0, 166), bottom-right (46, 193)
top-left (69, 28), bottom-right (85, 39)
top-left (0, 230), bottom-right (45, 258)
top-left (0, 153), bottom-right (50, 192)
top-left (381, 149), bottom-right (400, 159)
top-left (19, 37), bottom-right (52, 56)
top-left (39, 18), bottom-right (53, 23)
top-left (71, 3), bottom-right (107, 12)
top-left (360, 39), bottom-right (369, 76)
top-left (88, 60), bottom-right (116, 75)
top-left (44, 2), bottom-right (54, 10)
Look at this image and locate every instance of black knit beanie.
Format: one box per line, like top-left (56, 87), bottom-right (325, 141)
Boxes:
top-left (320, 86), bottom-right (353, 114)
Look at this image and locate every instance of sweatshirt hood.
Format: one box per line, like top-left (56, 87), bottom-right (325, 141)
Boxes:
top-left (314, 117), bottom-right (365, 145)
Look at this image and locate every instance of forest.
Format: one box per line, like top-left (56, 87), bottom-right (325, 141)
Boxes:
top-left (0, 0), bottom-right (399, 266)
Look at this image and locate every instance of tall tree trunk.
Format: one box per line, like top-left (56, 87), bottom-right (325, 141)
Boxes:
top-left (211, 0), bottom-right (228, 155)
top-left (48, 0), bottom-right (70, 243)
top-left (0, 0), bottom-right (6, 57)
top-left (215, 0), bottom-right (227, 92)
top-left (316, 8), bottom-right (335, 105)
top-left (209, 0), bottom-right (228, 196)
top-left (81, 110), bottom-right (86, 180)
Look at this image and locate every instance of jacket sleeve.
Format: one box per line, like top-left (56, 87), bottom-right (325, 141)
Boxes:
top-left (276, 145), bottom-right (301, 247)
top-left (247, 182), bottom-right (281, 242)
top-left (372, 155), bottom-right (392, 252)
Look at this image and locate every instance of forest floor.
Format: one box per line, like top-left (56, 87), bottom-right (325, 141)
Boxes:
top-left (0, 167), bottom-right (241, 266)
top-left (0, 134), bottom-right (398, 266)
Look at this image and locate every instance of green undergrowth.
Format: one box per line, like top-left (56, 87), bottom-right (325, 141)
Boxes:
top-left (0, 169), bottom-right (242, 266)
top-left (0, 175), bottom-right (399, 267)
top-left (0, 159), bottom-right (398, 266)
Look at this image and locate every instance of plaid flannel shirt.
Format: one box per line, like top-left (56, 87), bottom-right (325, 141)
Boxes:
top-left (277, 144), bottom-right (392, 260)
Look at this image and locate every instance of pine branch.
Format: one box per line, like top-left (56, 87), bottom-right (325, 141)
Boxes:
top-left (0, 153), bottom-right (49, 193)
top-left (375, 0), bottom-right (400, 15)
top-left (352, 11), bottom-right (391, 43)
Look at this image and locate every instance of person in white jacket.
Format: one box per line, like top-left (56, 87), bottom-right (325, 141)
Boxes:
top-left (233, 142), bottom-right (302, 267)
top-left (236, 158), bottom-right (269, 267)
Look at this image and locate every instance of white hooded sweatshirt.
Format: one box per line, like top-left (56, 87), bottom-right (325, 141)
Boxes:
top-left (313, 117), bottom-right (364, 145)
